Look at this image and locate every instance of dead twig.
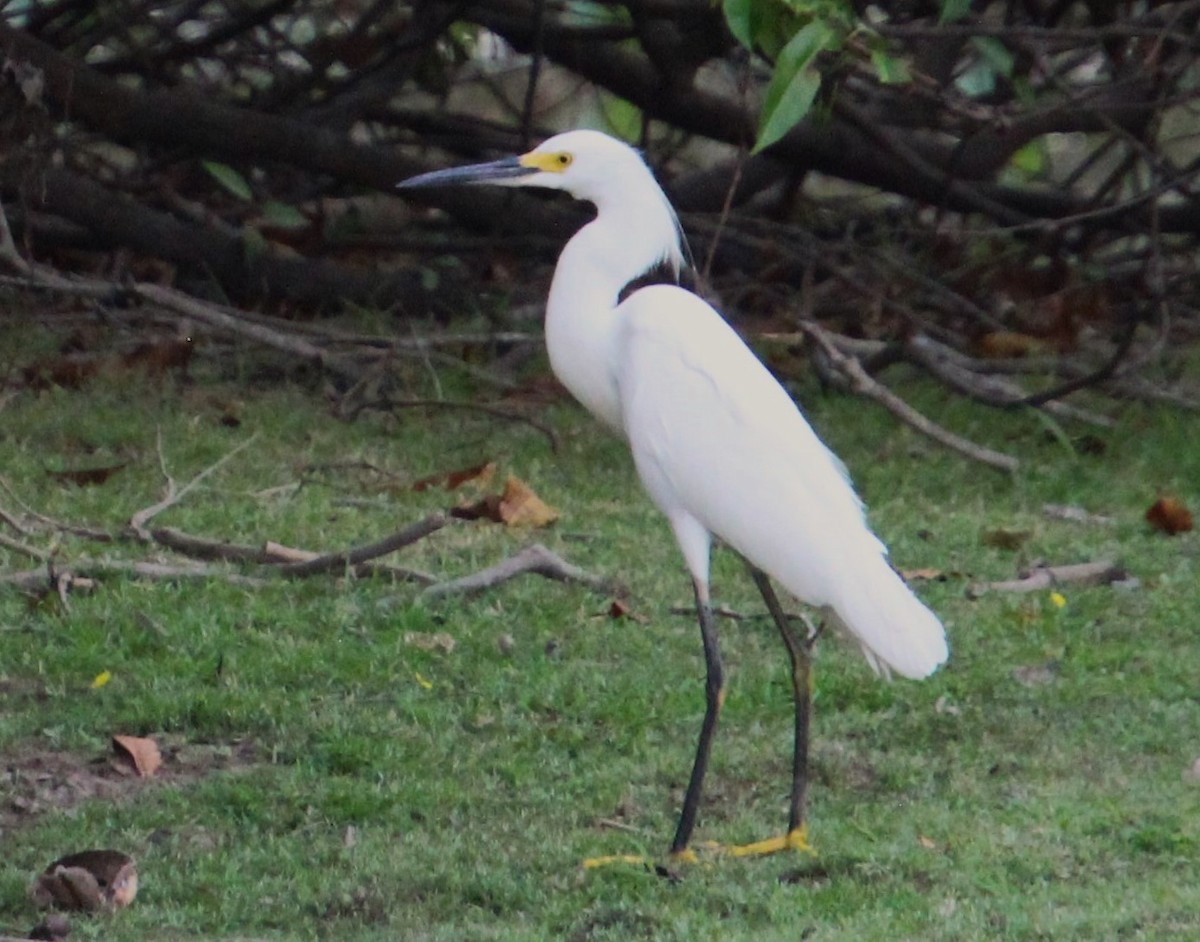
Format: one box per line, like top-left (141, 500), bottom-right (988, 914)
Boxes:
top-left (0, 531), bottom-right (48, 562)
top-left (128, 431), bottom-right (260, 540)
top-left (273, 513), bottom-right (448, 578)
top-left (0, 559), bottom-right (269, 590)
top-left (905, 335), bottom-right (1115, 428)
top-left (151, 525), bottom-right (438, 584)
top-left (0, 480), bottom-right (115, 542)
top-left (969, 559), bottom-right (1126, 597)
top-left (800, 320), bottom-right (1020, 473)
top-left (1042, 504), bottom-right (1116, 526)
top-left (421, 543), bottom-right (619, 599)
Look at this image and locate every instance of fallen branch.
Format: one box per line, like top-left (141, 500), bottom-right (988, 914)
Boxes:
top-left (905, 334), bottom-right (1115, 428)
top-left (1, 559), bottom-right (269, 590)
top-left (274, 513), bottom-right (448, 578)
top-left (421, 543), bottom-right (619, 599)
top-left (969, 559), bottom-right (1126, 597)
top-left (0, 530), bottom-right (48, 562)
top-left (1042, 504), bottom-right (1116, 526)
top-left (800, 320), bottom-right (1020, 473)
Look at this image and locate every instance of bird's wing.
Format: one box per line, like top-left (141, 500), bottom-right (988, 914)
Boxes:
top-left (614, 285), bottom-right (876, 596)
top-left (615, 285), bottom-right (947, 678)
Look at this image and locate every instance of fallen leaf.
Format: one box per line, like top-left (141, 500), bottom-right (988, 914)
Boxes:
top-left (412, 461), bottom-right (495, 492)
top-left (111, 735), bottom-right (162, 778)
top-left (975, 331), bottom-right (1044, 359)
top-left (403, 631), bottom-right (456, 654)
top-left (46, 463), bottom-right (126, 487)
top-left (917, 835), bottom-right (938, 850)
top-left (496, 633), bottom-right (516, 656)
top-left (120, 338), bottom-right (194, 377)
top-left (981, 527), bottom-right (1032, 551)
top-left (413, 671), bottom-right (433, 690)
top-left (901, 567), bottom-right (945, 581)
top-left (1145, 496), bottom-right (1193, 535)
top-left (30, 850), bottom-right (137, 911)
top-left (90, 670), bottom-right (112, 690)
top-left (497, 476), bottom-right (558, 527)
top-left (451, 475), bottom-right (558, 528)
top-left (605, 599), bottom-right (648, 623)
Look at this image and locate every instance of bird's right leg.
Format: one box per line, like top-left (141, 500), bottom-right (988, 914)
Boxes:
top-left (726, 567), bottom-right (815, 857)
top-left (669, 577), bottom-right (725, 861)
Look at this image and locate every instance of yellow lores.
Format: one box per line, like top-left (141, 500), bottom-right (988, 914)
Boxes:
top-left (400, 130), bottom-right (948, 867)
top-left (519, 150), bottom-right (573, 173)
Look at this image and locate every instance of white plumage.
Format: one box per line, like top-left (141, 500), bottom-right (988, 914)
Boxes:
top-left (400, 129), bottom-right (947, 859)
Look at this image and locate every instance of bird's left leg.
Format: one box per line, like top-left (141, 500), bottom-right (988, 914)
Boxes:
top-left (727, 566), bottom-right (815, 857)
top-left (583, 576), bottom-right (723, 873)
top-left (669, 576), bottom-right (725, 861)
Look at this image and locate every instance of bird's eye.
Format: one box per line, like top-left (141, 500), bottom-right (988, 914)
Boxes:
top-left (557, 153), bottom-right (573, 168)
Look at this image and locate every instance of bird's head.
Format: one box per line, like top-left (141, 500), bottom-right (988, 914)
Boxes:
top-left (398, 130), bottom-right (656, 207)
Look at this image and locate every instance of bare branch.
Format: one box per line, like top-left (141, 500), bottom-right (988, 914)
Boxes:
top-left (421, 543), bottom-right (619, 599)
top-left (800, 321), bottom-right (1021, 473)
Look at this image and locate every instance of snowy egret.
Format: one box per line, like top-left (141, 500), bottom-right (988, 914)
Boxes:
top-left (399, 130), bottom-right (948, 862)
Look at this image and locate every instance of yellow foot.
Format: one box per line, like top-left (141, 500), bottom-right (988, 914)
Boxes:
top-left (726, 826), bottom-right (815, 858)
top-left (581, 853), bottom-right (651, 870)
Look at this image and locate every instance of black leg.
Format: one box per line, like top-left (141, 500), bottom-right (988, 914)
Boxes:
top-left (748, 566), bottom-right (811, 837)
top-left (670, 578), bottom-right (725, 856)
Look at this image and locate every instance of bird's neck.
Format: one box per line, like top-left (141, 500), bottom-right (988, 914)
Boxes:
top-left (545, 186), bottom-right (684, 433)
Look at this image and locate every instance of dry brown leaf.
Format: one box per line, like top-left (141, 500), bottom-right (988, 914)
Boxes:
top-left (605, 599), bottom-right (648, 623)
top-left (403, 631), bottom-right (456, 654)
top-left (498, 475), bottom-right (558, 528)
top-left (111, 734), bottom-right (162, 778)
top-left (412, 460), bottom-right (495, 493)
top-left (30, 850), bottom-right (137, 911)
top-left (1145, 496), bottom-right (1193, 535)
top-left (974, 331), bottom-right (1044, 359)
top-left (901, 567), bottom-right (945, 581)
top-left (917, 835), bottom-right (938, 851)
top-left (119, 338), bottom-right (194, 377)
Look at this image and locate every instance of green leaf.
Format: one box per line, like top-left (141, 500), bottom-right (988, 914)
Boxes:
top-left (971, 36), bottom-right (1014, 77)
top-left (955, 60), bottom-right (996, 97)
top-left (261, 200), bottom-right (309, 230)
top-left (723, 0), bottom-right (755, 50)
top-left (753, 21), bottom-right (832, 153)
top-left (1009, 139), bottom-right (1045, 175)
top-left (202, 161), bottom-right (253, 202)
top-left (598, 92), bottom-right (642, 144)
top-left (755, 67), bottom-right (822, 153)
top-left (939, 0), bottom-right (971, 22)
top-left (870, 48), bottom-right (911, 85)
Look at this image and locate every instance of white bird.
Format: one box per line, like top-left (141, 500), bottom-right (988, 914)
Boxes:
top-left (399, 129), bottom-right (948, 862)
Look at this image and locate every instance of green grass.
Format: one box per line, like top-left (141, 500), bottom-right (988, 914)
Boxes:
top-left (1, 312), bottom-right (1198, 940)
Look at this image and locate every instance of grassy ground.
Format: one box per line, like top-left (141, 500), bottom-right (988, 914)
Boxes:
top-left (1, 309), bottom-right (1198, 941)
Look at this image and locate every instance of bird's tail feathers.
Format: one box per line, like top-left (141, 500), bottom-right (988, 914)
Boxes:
top-left (826, 558), bottom-right (948, 680)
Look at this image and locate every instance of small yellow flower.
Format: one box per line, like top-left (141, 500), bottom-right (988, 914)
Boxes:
top-left (91, 670), bottom-right (112, 689)
top-left (1049, 592), bottom-right (1067, 609)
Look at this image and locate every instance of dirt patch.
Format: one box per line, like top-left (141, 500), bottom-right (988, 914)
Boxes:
top-left (1, 735), bottom-right (262, 834)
